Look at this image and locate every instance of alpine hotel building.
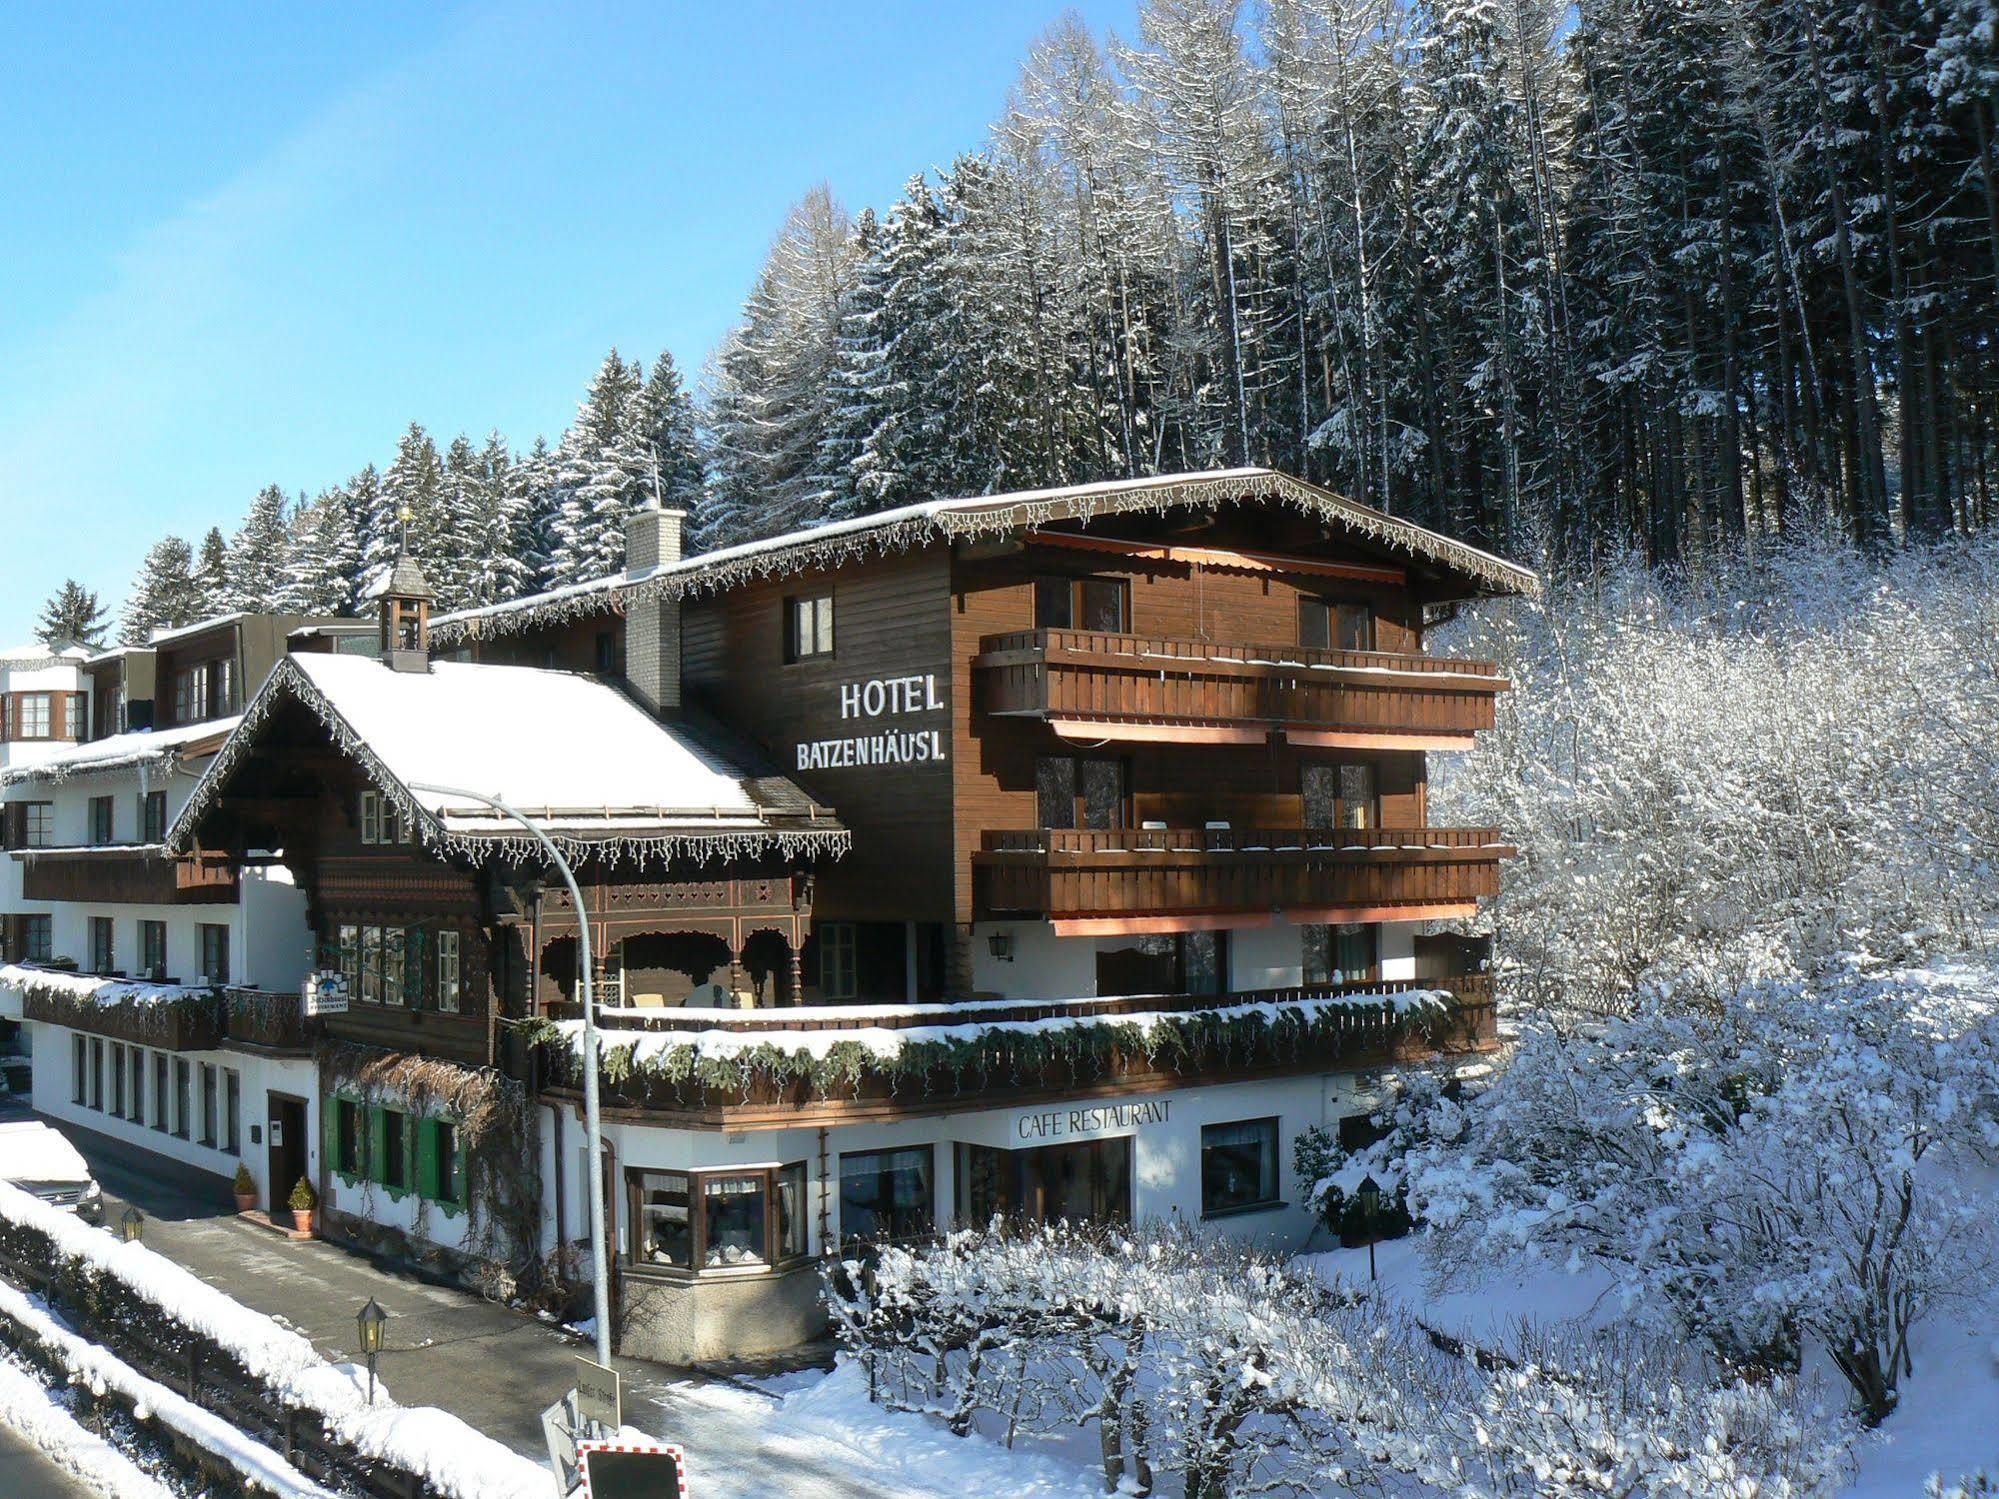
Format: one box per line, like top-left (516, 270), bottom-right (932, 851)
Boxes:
top-left (3, 469), bottom-right (1533, 1363)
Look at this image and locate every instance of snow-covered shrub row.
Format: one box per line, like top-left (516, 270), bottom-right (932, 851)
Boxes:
top-left (0, 1179), bottom-right (548, 1499)
top-left (826, 1223), bottom-right (1853, 1496)
top-left (1409, 962), bottom-right (1999, 1425)
top-left (1433, 536), bottom-right (1999, 1017)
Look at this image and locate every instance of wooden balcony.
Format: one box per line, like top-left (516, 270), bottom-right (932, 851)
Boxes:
top-left (973, 825), bottom-right (1510, 932)
top-left (533, 974), bottom-right (1498, 1126)
top-left (20, 983), bottom-right (224, 1051)
top-left (220, 987), bottom-right (315, 1053)
top-left (974, 628), bottom-right (1509, 749)
top-left (15, 846), bottom-right (238, 905)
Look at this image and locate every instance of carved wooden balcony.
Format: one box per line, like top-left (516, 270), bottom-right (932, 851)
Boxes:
top-left (974, 628), bottom-right (1509, 750)
top-left (220, 987), bottom-right (316, 1053)
top-left (973, 825), bottom-right (1510, 932)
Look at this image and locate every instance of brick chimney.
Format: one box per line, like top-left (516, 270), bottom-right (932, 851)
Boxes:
top-left (624, 503), bottom-right (687, 714)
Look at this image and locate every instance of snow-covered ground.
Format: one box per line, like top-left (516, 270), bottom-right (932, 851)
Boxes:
top-left (0, 1351), bottom-right (177, 1498)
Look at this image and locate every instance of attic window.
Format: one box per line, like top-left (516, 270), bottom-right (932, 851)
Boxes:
top-left (785, 593), bottom-right (835, 662)
top-left (360, 789), bottom-right (403, 845)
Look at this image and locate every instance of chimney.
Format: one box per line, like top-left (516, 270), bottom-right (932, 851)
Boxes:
top-left (624, 503), bottom-right (687, 714)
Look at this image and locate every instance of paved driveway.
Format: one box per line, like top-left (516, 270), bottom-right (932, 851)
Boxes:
top-left (20, 1115), bottom-right (893, 1499)
top-left (0, 1422), bottom-right (99, 1498)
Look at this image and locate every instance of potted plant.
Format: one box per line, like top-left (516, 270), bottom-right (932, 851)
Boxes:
top-left (287, 1177), bottom-right (318, 1236)
top-left (232, 1163), bottom-right (257, 1215)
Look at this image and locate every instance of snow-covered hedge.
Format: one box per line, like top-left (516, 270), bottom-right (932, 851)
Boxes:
top-left (0, 1179), bottom-right (547, 1499)
top-left (826, 1222), bottom-right (1854, 1496)
top-left (532, 988), bottom-right (1453, 1097)
top-left (1408, 959), bottom-right (1999, 1425)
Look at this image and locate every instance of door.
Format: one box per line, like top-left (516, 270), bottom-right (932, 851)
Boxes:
top-left (267, 1096), bottom-right (306, 1214)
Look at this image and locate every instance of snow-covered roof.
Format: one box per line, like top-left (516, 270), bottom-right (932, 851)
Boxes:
top-left (0, 1121), bottom-right (93, 1186)
top-left (430, 467), bottom-right (1540, 646)
top-left (146, 611), bottom-right (248, 646)
top-left (0, 642), bottom-right (90, 666)
top-left (166, 653), bottom-right (847, 867)
top-left (0, 716), bottom-right (240, 786)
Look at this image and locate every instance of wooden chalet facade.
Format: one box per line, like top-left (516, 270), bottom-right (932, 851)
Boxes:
top-left (133, 468), bottom-right (1532, 1365)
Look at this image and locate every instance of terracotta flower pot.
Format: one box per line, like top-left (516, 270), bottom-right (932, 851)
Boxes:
top-left (235, 1192), bottom-right (257, 1214)
top-left (292, 1208), bottom-right (316, 1236)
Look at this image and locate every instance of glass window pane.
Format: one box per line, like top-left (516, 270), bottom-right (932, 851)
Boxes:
top-left (1033, 577), bottom-right (1072, 630)
top-left (1338, 763), bottom-right (1375, 829)
top-left (1202, 1118), bottom-right (1278, 1214)
top-left (839, 1146), bottom-right (934, 1246)
top-left (1079, 759), bottom-right (1124, 830)
top-left (702, 1175), bottom-right (768, 1268)
top-left (637, 1172), bottom-right (692, 1267)
top-left (1036, 756), bottom-right (1076, 830)
top-left (1334, 603), bottom-right (1373, 652)
top-left (382, 928), bottom-right (405, 1006)
top-left (1079, 578), bottom-right (1128, 633)
top-left (1298, 598), bottom-right (1330, 650)
top-left (778, 1163), bottom-right (808, 1260)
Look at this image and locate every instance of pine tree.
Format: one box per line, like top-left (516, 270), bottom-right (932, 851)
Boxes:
top-left (434, 433), bottom-right (486, 609)
top-left (382, 425), bottom-right (445, 584)
top-left (634, 351), bottom-right (705, 511)
top-left (349, 462), bottom-right (397, 582)
top-left (549, 350), bottom-right (647, 585)
top-left (225, 483), bottom-right (291, 611)
top-left (35, 580), bottom-right (108, 649)
top-left (281, 487), bottom-right (363, 614)
top-left (194, 527), bottom-right (230, 616)
top-left (810, 207), bottom-right (889, 518)
top-left (121, 536), bottom-right (202, 645)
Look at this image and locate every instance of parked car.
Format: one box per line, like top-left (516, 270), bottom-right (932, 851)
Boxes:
top-left (0, 1120), bottom-right (103, 1223)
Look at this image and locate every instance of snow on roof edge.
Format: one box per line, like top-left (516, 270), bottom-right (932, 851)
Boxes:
top-left (0, 716), bottom-right (240, 786)
top-left (430, 468), bottom-right (1540, 646)
top-left (166, 657), bottom-right (849, 870)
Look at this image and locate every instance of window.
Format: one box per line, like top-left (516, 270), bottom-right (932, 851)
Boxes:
top-left (20, 803), bottom-right (54, 848)
top-left (1096, 931), bottom-right (1226, 997)
top-left (224, 1069), bottom-right (240, 1154)
top-left (152, 1053), bottom-right (168, 1132)
top-left (783, 592), bottom-right (835, 661)
top-left (436, 930), bottom-right (461, 1013)
top-left (702, 1174), bottom-right (767, 1268)
top-left (139, 920), bottom-right (166, 980)
top-left (1299, 598), bottom-right (1374, 653)
top-left (594, 630), bottom-right (622, 676)
top-left (381, 1109), bottom-right (410, 1192)
top-left (141, 791), bottom-right (167, 843)
top-left (172, 1059), bottom-right (191, 1139)
top-left (1306, 923), bottom-right (1378, 986)
top-left (335, 1099), bottom-right (364, 1177)
top-left (382, 927), bottom-right (406, 1007)
top-left (360, 925), bottom-right (382, 1003)
top-left (88, 1040), bottom-right (104, 1111)
top-left (838, 1146), bottom-right (934, 1248)
top-left (198, 924), bottom-right (229, 985)
top-left (110, 1043), bottom-right (125, 1118)
top-left (129, 1047), bottom-right (145, 1125)
top-left (633, 1171), bottom-right (693, 1269)
top-left (20, 914), bottom-right (52, 962)
top-left (1034, 575), bottom-right (1130, 633)
top-left (172, 665), bottom-right (210, 725)
top-left (1201, 1117), bottom-right (1280, 1217)
top-left (89, 917), bottom-right (115, 975)
top-left (338, 924), bottom-right (361, 996)
top-left (818, 923), bottom-right (857, 1000)
top-left (200, 1064), bottom-right (218, 1146)
top-left (12, 694), bottom-right (53, 739)
top-left (88, 796), bottom-right (114, 844)
top-left (424, 1118), bottom-right (463, 1205)
top-left (71, 1036), bottom-right (85, 1105)
top-left (1303, 762), bottom-right (1375, 831)
top-left (359, 790), bottom-right (403, 845)
top-left (214, 658), bottom-right (236, 714)
top-left (628, 1166), bottom-right (809, 1273)
top-left (1036, 756), bottom-right (1127, 831)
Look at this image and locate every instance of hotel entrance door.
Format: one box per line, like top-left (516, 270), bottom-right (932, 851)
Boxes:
top-left (955, 1137), bottom-right (1132, 1228)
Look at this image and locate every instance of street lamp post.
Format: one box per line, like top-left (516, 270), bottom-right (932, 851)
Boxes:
top-left (406, 781), bottom-right (612, 1371)
top-left (356, 1297), bottom-right (388, 1405)
top-left (1356, 1174), bottom-right (1380, 1283)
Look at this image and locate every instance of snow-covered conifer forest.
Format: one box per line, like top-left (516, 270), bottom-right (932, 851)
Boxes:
top-left (113, 0), bottom-right (1999, 641)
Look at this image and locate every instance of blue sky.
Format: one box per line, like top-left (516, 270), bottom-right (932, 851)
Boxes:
top-left (0, 1), bottom-right (1136, 643)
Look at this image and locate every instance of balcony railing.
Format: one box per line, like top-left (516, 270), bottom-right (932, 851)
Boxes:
top-left (220, 987), bottom-right (315, 1053)
top-left (974, 825), bottom-right (1510, 924)
top-left (974, 628), bottom-right (1508, 746)
top-left (531, 974), bottom-right (1498, 1122)
top-left (7, 966), bottom-right (314, 1053)
top-left (15, 846), bottom-right (237, 905)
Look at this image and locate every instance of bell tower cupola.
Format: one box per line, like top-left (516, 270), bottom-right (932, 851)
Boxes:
top-left (366, 504), bottom-right (436, 673)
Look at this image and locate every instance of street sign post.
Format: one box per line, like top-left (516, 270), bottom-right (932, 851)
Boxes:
top-left (577, 1439), bottom-right (687, 1498)
top-left (574, 1356), bottom-right (622, 1433)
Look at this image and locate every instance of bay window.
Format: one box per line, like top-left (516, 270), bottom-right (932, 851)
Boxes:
top-left (627, 1164), bottom-right (810, 1274)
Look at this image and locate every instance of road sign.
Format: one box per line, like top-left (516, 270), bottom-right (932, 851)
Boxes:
top-left (574, 1355), bottom-right (621, 1431)
top-left (540, 1393), bottom-right (582, 1496)
top-left (578, 1440), bottom-right (687, 1499)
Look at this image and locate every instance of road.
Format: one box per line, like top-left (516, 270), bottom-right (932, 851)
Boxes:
top-left (31, 1117), bottom-right (891, 1499)
top-left (0, 1422), bottom-right (100, 1498)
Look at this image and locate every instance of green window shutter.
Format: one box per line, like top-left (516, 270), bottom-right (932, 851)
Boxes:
top-left (367, 1106), bottom-right (386, 1185)
top-left (323, 1094), bottom-right (340, 1176)
top-left (416, 1116), bottom-right (438, 1201)
top-left (406, 928), bottom-right (426, 1008)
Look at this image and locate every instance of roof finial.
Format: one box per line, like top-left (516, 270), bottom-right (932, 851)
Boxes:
top-left (397, 501), bottom-right (414, 555)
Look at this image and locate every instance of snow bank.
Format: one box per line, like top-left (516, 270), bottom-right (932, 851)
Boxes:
top-left (0, 1180), bottom-right (549, 1499)
top-left (0, 964), bottom-right (208, 1009)
top-left (0, 1352), bottom-right (178, 1499)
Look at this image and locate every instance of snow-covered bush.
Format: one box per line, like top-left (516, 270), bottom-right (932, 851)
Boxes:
top-left (1434, 536), bottom-right (1999, 1018)
top-left (1410, 962), bottom-right (1999, 1424)
top-left (827, 1222), bottom-right (1853, 1495)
